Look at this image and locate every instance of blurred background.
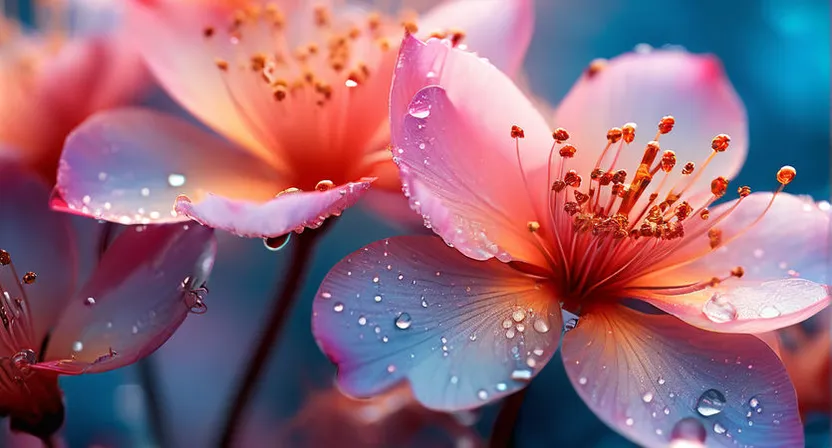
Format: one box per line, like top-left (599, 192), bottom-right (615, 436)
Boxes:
top-left (2, 0), bottom-right (829, 446)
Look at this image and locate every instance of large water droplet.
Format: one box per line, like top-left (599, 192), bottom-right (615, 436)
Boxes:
top-left (533, 317), bottom-right (550, 333)
top-left (408, 100), bottom-right (431, 119)
top-left (512, 309), bottom-right (526, 322)
top-left (511, 369), bottom-right (533, 381)
top-left (759, 306), bottom-right (781, 318)
top-left (395, 313), bottom-right (413, 330)
top-left (167, 173), bottom-right (186, 187)
top-left (264, 233), bottom-right (291, 251)
top-left (670, 417), bottom-right (707, 443)
top-left (702, 293), bottom-right (737, 323)
top-left (696, 389), bottom-right (726, 417)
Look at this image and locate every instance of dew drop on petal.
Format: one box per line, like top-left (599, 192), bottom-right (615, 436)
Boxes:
top-left (264, 234), bottom-right (292, 251)
top-left (477, 389), bottom-right (488, 400)
top-left (373, 295), bottom-right (383, 303)
top-left (713, 422), bottom-right (727, 435)
top-left (408, 99), bottom-right (431, 119)
top-left (496, 383), bottom-right (507, 392)
top-left (533, 317), bottom-right (550, 334)
top-left (420, 297), bottom-right (429, 308)
top-left (167, 173), bottom-right (186, 187)
top-left (394, 313), bottom-right (412, 330)
top-left (642, 392), bottom-right (654, 403)
top-left (749, 397), bottom-right (759, 408)
top-left (72, 341), bottom-right (84, 352)
top-left (625, 418), bottom-right (634, 427)
top-left (702, 293), bottom-right (737, 323)
top-left (358, 316), bottom-right (367, 326)
top-left (759, 306), bottom-right (781, 318)
top-left (333, 302), bottom-right (344, 313)
top-left (84, 297), bottom-right (96, 306)
top-left (670, 417), bottom-right (707, 443)
top-left (511, 369), bottom-right (533, 382)
top-left (511, 309), bottom-right (526, 322)
top-left (578, 376), bottom-right (587, 385)
top-left (696, 389), bottom-right (726, 417)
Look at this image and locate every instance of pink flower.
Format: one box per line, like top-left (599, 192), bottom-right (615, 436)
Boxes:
top-left (278, 383), bottom-right (482, 447)
top-left (50, 0), bottom-right (534, 237)
top-left (0, 162), bottom-right (216, 438)
top-left (0, 1), bottom-right (148, 182)
top-left (311, 35), bottom-right (830, 447)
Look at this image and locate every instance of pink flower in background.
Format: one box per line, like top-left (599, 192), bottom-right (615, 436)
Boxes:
top-left (50, 0), bottom-right (534, 239)
top-left (0, 163), bottom-right (216, 438)
top-left (0, 0), bottom-right (148, 182)
top-left (278, 383), bottom-right (482, 447)
top-left (312, 35), bottom-right (829, 447)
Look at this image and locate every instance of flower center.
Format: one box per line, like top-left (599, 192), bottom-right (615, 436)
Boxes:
top-left (512, 119), bottom-right (795, 311)
top-left (0, 249), bottom-right (40, 383)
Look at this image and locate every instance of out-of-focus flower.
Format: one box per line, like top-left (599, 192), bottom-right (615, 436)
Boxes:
top-left (278, 383), bottom-right (482, 447)
top-left (311, 35), bottom-right (830, 447)
top-left (50, 0), bottom-right (534, 238)
top-left (779, 309), bottom-right (831, 417)
top-left (0, 0), bottom-right (148, 181)
top-left (0, 162), bottom-right (216, 439)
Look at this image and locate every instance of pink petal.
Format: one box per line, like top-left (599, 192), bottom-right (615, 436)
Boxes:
top-left (418, 0), bottom-right (534, 76)
top-left (632, 193), bottom-right (830, 333)
top-left (390, 36), bottom-right (554, 265)
top-left (553, 50), bottom-right (747, 200)
top-left (125, 0), bottom-right (268, 157)
top-left (312, 236), bottom-right (561, 411)
top-left (0, 163), bottom-right (76, 348)
top-left (175, 178), bottom-right (374, 238)
top-left (53, 108), bottom-right (282, 225)
top-left (562, 304), bottom-right (803, 448)
top-left (37, 223), bottom-right (216, 375)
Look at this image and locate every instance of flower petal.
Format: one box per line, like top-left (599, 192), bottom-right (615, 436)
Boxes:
top-left (0, 163), bottom-right (76, 348)
top-left (53, 108), bottom-right (282, 225)
top-left (174, 178), bottom-right (374, 238)
top-left (418, 0), bottom-right (533, 76)
top-left (562, 304), bottom-right (803, 448)
top-left (553, 50), bottom-right (747, 198)
top-left (37, 223), bottom-right (216, 374)
top-left (125, 0), bottom-right (269, 158)
top-left (312, 236), bottom-right (561, 411)
top-left (391, 36), bottom-right (554, 265)
top-left (632, 193), bottom-right (830, 333)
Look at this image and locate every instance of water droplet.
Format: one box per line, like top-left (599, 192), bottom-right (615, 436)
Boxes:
top-left (702, 293), bottom-right (737, 323)
top-left (477, 389), bottom-right (488, 400)
top-left (496, 383), bottom-right (507, 392)
top-left (418, 142), bottom-right (426, 150)
top-left (345, 79), bottom-right (358, 88)
top-left (533, 318), bottom-right (550, 333)
top-left (333, 302), bottom-right (344, 313)
top-left (84, 297), bottom-right (96, 306)
top-left (72, 341), bottom-right (84, 352)
top-left (468, 333), bottom-right (477, 341)
top-left (625, 418), bottom-right (634, 426)
top-left (408, 100), bottom-right (431, 119)
top-left (511, 309), bottom-right (526, 322)
top-left (420, 297), bottom-right (428, 308)
top-left (759, 306), bottom-right (781, 318)
top-left (532, 348), bottom-right (544, 357)
top-left (395, 313), bottom-right (413, 330)
top-left (748, 397), bottom-right (759, 408)
top-left (696, 389), bottom-right (726, 417)
top-left (511, 369), bottom-right (533, 381)
top-left (264, 234), bottom-right (291, 251)
top-left (713, 422), bottom-right (726, 435)
top-left (386, 364), bottom-right (396, 373)
top-left (397, 274), bottom-right (404, 281)
top-left (563, 317), bottom-right (578, 332)
top-left (502, 319), bottom-right (513, 329)
top-left (505, 328), bottom-right (516, 339)
top-left (358, 316), bottom-right (367, 326)
top-left (450, 375), bottom-right (459, 384)
top-left (372, 276), bottom-right (380, 283)
top-left (658, 377), bottom-right (666, 385)
top-left (642, 392), bottom-right (654, 403)
top-left (22, 272), bottom-right (37, 284)
top-left (167, 173), bottom-right (186, 187)
top-left (670, 418), bottom-right (706, 443)
top-left (12, 349), bottom-right (36, 373)
top-left (320, 291), bottom-right (332, 299)
top-left (578, 376), bottom-right (587, 385)
top-left (373, 295), bottom-right (382, 303)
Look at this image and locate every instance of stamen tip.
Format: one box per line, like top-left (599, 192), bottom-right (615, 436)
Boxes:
top-left (776, 166), bottom-right (796, 185)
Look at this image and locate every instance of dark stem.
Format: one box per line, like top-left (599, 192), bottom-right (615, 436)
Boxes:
top-left (218, 230), bottom-right (321, 447)
top-left (488, 388), bottom-right (528, 448)
top-left (97, 221), bottom-right (171, 448)
top-left (137, 356), bottom-right (171, 448)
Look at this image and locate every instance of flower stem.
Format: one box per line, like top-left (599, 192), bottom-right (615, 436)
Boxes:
top-left (218, 229), bottom-right (322, 447)
top-left (97, 222), bottom-right (171, 448)
top-left (489, 388), bottom-right (528, 448)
